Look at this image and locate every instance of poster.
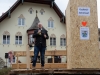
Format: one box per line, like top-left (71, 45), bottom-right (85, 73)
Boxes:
top-left (78, 7), bottom-right (90, 16)
top-left (80, 27), bottom-right (89, 40)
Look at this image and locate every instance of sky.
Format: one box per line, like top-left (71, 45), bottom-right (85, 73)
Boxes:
top-left (0, 0), bottom-right (100, 27)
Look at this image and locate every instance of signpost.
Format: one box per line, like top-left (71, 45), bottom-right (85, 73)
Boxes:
top-left (66, 0), bottom-right (100, 69)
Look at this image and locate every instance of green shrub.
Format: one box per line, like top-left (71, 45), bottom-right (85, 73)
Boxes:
top-left (0, 68), bottom-right (12, 75)
top-left (0, 57), bottom-right (5, 68)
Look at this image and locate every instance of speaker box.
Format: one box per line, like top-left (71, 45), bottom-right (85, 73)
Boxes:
top-left (54, 56), bottom-right (61, 63)
top-left (54, 58), bottom-right (61, 63)
top-left (5, 53), bottom-right (8, 58)
top-left (48, 58), bottom-right (52, 63)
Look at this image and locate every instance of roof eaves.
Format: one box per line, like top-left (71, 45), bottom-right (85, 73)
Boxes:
top-left (53, 2), bottom-right (64, 17)
top-left (53, 2), bottom-right (65, 23)
top-left (0, 0), bottom-right (20, 22)
top-left (0, 0), bottom-right (65, 24)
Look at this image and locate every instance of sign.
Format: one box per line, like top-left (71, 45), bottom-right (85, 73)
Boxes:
top-left (82, 21), bottom-right (87, 26)
top-left (78, 7), bottom-right (90, 16)
top-left (80, 27), bottom-right (89, 40)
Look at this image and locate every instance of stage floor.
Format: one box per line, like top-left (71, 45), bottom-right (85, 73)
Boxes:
top-left (9, 68), bottom-right (100, 74)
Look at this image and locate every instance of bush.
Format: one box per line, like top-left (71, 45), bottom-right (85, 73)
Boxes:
top-left (0, 68), bottom-right (12, 75)
top-left (0, 57), bottom-right (5, 68)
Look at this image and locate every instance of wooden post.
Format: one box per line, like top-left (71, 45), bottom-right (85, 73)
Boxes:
top-left (16, 54), bottom-right (19, 69)
top-left (52, 50), bottom-right (55, 63)
top-left (52, 56), bottom-right (54, 63)
top-left (26, 45), bottom-right (30, 69)
top-left (66, 0), bottom-right (100, 69)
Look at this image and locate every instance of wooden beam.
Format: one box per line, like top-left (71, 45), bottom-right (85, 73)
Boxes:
top-left (10, 68), bottom-right (100, 74)
top-left (62, 16), bottom-right (65, 23)
top-left (60, 16), bottom-right (65, 23)
top-left (51, 1), bottom-right (54, 7)
top-left (12, 63), bottom-right (67, 69)
top-left (22, 0), bottom-right (24, 4)
top-left (14, 50), bottom-right (67, 56)
top-left (8, 10), bottom-right (11, 18)
top-left (16, 54), bottom-right (19, 69)
top-left (50, 1), bottom-right (54, 8)
top-left (52, 56), bottom-right (54, 63)
top-left (26, 45), bottom-right (30, 69)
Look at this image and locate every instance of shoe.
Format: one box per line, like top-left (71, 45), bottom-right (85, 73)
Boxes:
top-left (41, 66), bottom-right (45, 70)
top-left (32, 66), bottom-right (35, 70)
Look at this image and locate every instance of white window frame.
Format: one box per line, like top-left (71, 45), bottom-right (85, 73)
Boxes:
top-left (40, 11), bottom-right (44, 15)
top-left (15, 36), bottom-right (22, 45)
top-left (50, 37), bottom-right (56, 46)
top-left (3, 35), bottom-right (10, 44)
top-left (18, 18), bottom-right (25, 26)
top-left (29, 34), bottom-right (34, 44)
top-left (60, 38), bottom-right (66, 46)
top-left (48, 21), bottom-right (54, 28)
top-left (30, 10), bottom-right (33, 14)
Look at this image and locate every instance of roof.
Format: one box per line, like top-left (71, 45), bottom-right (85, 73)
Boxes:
top-left (28, 16), bottom-right (40, 30)
top-left (0, 0), bottom-right (65, 23)
top-left (27, 15), bottom-right (46, 31)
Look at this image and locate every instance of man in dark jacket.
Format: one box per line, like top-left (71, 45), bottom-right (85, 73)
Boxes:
top-left (32, 23), bottom-right (49, 70)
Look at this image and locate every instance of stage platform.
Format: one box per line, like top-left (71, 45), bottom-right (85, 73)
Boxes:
top-left (9, 68), bottom-right (100, 75)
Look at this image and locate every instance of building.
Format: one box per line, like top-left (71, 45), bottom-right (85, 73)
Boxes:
top-left (0, 0), bottom-right (67, 66)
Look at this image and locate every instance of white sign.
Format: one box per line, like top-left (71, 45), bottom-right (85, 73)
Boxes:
top-left (80, 27), bottom-right (89, 40)
top-left (78, 7), bottom-right (90, 16)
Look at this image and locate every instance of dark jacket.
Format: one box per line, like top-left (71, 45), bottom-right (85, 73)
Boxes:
top-left (33, 29), bottom-right (49, 47)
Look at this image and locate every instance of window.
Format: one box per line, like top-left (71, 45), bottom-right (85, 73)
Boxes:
top-left (48, 21), bottom-right (54, 28)
top-left (50, 34), bottom-right (56, 46)
top-left (40, 12), bottom-right (43, 15)
top-left (29, 34), bottom-right (34, 44)
top-left (18, 14), bottom-right (25, 26)
top-left (18, 18), bottom-right (25, 26)
top-left (40, 9), bottom-right (45, 15)
top-left (60, 38), bottom-right (66, 46)
top-left (50, 37), bottom-right (56, 46)
top-left (28, 8), bottom-right (33, 14)
top-left (30, 10), bottom-right (32, 14)
top-left (15, 36), bottom-right (22, 45)
top-left (48, 17), bottom-right (54, 28)
top-left (3, 35), bottom-right (10, 44)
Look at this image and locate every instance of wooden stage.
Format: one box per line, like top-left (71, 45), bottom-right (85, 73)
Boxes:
top-left (9, 46), bottom-right (100, 74)
top-left (10, 68), bottom-right (100, 75)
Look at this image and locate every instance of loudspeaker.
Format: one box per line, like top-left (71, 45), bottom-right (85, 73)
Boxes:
top-left (5, 53), bottom-right (8, 58)
top-left (54, 58), bottom-right (61, 63)
top-left (54, 56), bottom-right (61, 63)
top-left (48, 58), bottom-right (52, 63)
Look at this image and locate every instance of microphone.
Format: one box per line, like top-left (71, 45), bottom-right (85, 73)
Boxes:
top-left (38, 28), bottom-right (41, 35)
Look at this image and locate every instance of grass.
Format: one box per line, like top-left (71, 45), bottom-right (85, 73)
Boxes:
top-left (0, 67), bottom-right (12, 75)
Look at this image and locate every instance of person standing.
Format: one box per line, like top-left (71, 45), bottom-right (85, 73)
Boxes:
top-left (32, 23), bottom-right (49, 70)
